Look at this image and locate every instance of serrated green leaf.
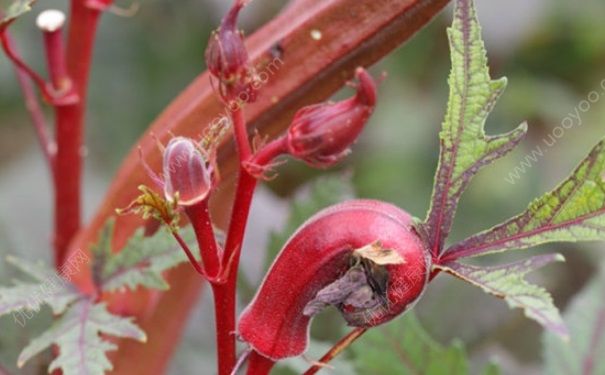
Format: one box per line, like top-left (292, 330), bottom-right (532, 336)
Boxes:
top-left (0, 257), bottom-right (81, 316)
top-left (422, 0), bottom-right (527, 256)
top-left (444, 137), bottom-right (605, 260)
top-left (0, 0), bottom-right (35, 29)
top-left (265, 174), bottom-right (354, 270)
top-left (543, 263), bottom-right (605, 375)
top-left (98, 224), bottom-right (196, 292)
top-left (353, 312), bottom-right (496, 375)
top-left (17, 299), bottom-right (146, 374)
top-left (437, 254), bottom-right (567, 338)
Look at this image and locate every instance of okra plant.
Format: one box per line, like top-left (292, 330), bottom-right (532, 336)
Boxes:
top-left (0, 0), bottom-right (604, 374)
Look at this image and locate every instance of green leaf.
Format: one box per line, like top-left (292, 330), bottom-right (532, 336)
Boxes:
top-left (17, 299), bottom-right (146, 374)
top-left (437, 254), bottom-right (567, 338)
top-left (444, 137), bottom-right (605, 260)
top-left (543, 263), bottom-right (605, 375)
top-left (0, 0), bottom-right (36, 29)
top-left (352, 312), bottom-right (498, 374)
top-left (95, 221), bottom-right (197, 292)
top-left (0, 256), bottom-right (81, 317)
top-left (265, 174), bottom-right (354, 270)
top-left (422, 0), bottom-right (527, 256)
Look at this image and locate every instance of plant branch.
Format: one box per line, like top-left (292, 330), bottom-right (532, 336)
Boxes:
top-left (303, 328), bottom-right (367, 375)
top-left (5, 31), bottom-right (55, 170)
top-left (186, 200), bottom-right (220, 277)
top-left (213, 107), bottom-right (258, 374)
top-left (53, 0), bottom-right (110, 266)
top-left (0, 32), bottom-right (55, 102)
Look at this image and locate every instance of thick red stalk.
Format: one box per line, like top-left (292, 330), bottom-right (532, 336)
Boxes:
top-left (41, 28), bottom-right (69, 92)
top-left (246, 351), bottom-right (275, 375)
top-left (54, 0), bottom-right (107, 266)
top-left (185, 200), bottom-right (220, 277)
top-left (213, 107), bottom-right (258, 375)
top-left (53, 106), bottom-right (81, 267)
top-left (38, 12), bottom-right (80, 268)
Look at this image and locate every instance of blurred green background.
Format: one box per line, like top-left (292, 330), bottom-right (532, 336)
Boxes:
top-left (1, 0), bottom-right (605, 374)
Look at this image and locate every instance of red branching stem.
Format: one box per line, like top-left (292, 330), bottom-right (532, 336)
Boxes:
top-left (170, 229), bottom-right (207, 276)
top-left (246, 351), bottom-right (275, 375)
top-left (53, 104), bottom-right (82, 267)
top-left (212, 107), bottom-right (259, 375)
top-left (0, 32), bottom-right (54, 101)
top-left (250, 136), bottom-right (287, 166)
top-left (303, 328), bottom-right (368, 375)
top-left (41, 27), bottom-right (70, 92)
top-left (5, 32), bottom-right (55, 169)
top-left (185, 200), bottom-right (221, 277)
top-left (232, 107), bottom-right (252, 161)
top-left (53, 0), bottom-right (108, 266)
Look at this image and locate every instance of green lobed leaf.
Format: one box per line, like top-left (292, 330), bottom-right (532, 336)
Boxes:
top-left (543, 263), bottom-right (605, 375)
top-left (422, 0), bottom-right (527, 256)
top-left (265, 174), bottom-right (354, 270)
top-left (444, 137), bottom-right (605, 260)
top-left (95, 220), bottom-right (197, 292)
top-left (0, 256), bottom-right (81, 317)
top-left (0, 0), bottom-right (36, 29)
top-left (437, 254), bottom-right (568, 338)
top-left (352, 312), bottom-right (499, 375)
top-left (17, 299), bottom-right (146, 374)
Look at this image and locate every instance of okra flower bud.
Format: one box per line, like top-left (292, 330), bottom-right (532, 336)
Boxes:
top-left (286, 67), bottom-right (377, 167)
top-left (238, 199), bottom-right (430, 360)
top-left (163, 137), bottom-right (213, 207)
top-left (205, 0), bottom-right (255, 101)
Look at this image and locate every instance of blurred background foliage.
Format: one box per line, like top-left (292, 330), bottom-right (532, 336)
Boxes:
top-left (1, 0), bottom-right (605, 373)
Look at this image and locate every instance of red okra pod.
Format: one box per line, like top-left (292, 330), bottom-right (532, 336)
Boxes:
top-left (238, 199), bottom-right (430, 360)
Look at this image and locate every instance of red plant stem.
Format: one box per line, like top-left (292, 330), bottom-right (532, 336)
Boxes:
top-left (2, 19), bottom-right (83, 267)
top-left (185, 200), bottom-right (220, 277)
top-left (212, 107), bottom-right (257, 375)
top-left (53, 105), bottom-right (82, 267)
top-left (232, 107), bottom-right (252, 161)
top-left (42, 28), bottom-right (70, 92)
top-left (303, 328), bottom-right (367, 375)
top-left (0, 32), bottom-right (54, 100)
top-left (246, 351), bottom-right (275, 375)
top-left (54, 0), bottom-right (107, 266)
top-left (5, 32), bottom-right (55, 169)
top-left (170, 229), bottom-right (207, 276)
top-left (250, 135), bottom-right (287, 165)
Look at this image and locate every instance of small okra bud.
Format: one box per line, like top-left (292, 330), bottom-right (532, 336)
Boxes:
top-left (163, 137), bottom-right (213, 207)
top-left (237, 199), bottom-right (430, 360)
top-left (285, 67), bottom-right (377, 168)
top-left (204, 0), bottom-right (255, 102)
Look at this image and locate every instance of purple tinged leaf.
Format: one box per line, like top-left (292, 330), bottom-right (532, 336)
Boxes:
top-left (443, 138), bottom-right (605, 261)
top-left (422, 0), bottom-right (527, 257)
top-left (17, 299), bottom-right (146, 374)
top-left (436, 254), bottom-right (568, 338)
